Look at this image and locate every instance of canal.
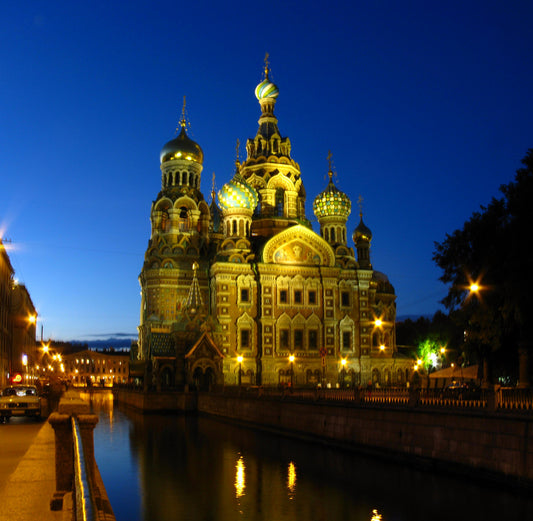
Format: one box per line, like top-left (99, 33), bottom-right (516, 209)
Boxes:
top-left (90, 393), bottom-right (533, 521)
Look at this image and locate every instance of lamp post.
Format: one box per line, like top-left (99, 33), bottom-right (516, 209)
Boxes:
top-left (237, 355), bottom-right (243, 387)
top-left (340, 358), bottom-right (347, 387)
top-left (289, 355), bottom-right (295, 388)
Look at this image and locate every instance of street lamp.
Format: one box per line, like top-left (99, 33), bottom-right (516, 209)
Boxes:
top-left (237, 355), bottom-right (243, 387)
top-left (340, 358), bottom-right (347, 387)
top-left (289, 355), bottom-right (295, 388)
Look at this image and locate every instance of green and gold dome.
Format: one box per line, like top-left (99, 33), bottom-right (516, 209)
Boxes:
top-left (255, 53), bottom-right (279, 101)
top-left (313, 172), bottom-right (351, 220)
top-left (255, 78), bottom-right (279, 100)
top-left (218, 171), bottom-right (258, 212)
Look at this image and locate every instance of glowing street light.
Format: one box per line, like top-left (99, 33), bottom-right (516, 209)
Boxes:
top-left (237, 355), bottom-right (243, 387)
top-left (289, 355), bottom-right (295, 388)
top-left (340, 358), bottom-right (347, 387)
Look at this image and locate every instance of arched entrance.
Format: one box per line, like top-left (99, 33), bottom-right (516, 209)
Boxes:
top-left (193, 366), bottom-right (215, 391)
top-left (160, 366), bottom-right (174, 389)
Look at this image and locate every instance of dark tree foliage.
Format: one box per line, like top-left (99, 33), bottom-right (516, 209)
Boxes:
top-left (396, 311), bottom-right (463, 358)
top-left (433, 149), bottom-right (533, 380)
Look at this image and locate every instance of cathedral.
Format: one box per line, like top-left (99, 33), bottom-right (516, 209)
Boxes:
top-left (132, 60), bottom-right (412, 390)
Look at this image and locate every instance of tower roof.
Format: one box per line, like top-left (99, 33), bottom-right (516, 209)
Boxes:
top-left (160, 99), bottom-right (204, 165)
top-left (255, 52), bottom-right (279, 101)
top-left (354, 214), bottom-right (372, 242)
top-left (313, 153), bottom-right (351, 220)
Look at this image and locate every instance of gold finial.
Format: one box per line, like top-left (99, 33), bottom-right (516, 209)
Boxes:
top-left (357, 195), bottom-right (364, 218)
top-left (176, 96), bottom-right (188, 133)
top-left (211, 172), bottom-right (216, 198)
top-left (327, 150), bottom-right (333, 179)
top-left (264, 52), bottom-right (270, 79)
top-left (235, 138), bottom-right (241, 171)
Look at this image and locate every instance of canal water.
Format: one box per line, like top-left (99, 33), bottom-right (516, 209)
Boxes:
top-left (90, 393), bottom-right (533, 521)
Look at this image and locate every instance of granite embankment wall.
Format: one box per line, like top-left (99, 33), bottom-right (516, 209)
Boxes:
top-left (115, 388), bottom-right (197, 412)
top-left (114, 389), bottom-right (533, 487)
top-left (196, 393), bottom-right (533, 487)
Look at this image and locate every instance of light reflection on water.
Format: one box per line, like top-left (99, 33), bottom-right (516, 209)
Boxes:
top-left (89, 393), bottom-right (533, 521)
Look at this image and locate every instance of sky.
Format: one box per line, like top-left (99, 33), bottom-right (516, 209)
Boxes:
top-left (1, 1), bottom-right (533, 343)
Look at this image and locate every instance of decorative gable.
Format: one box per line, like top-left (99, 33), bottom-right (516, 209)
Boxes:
top-left (262, 225), bottom-right (335, 267)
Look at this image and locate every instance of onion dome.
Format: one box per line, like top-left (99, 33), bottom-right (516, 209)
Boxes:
top-left (218, 171), bottom-right (258, 211)
top-left (313, 171), bottom-right (351, 220)
top-left (160, 122), bottom-right (204, 165)
top-left (353, 215), bottom-right (372, 242)
top-left (255, 77), bottom-right (279, 100)
top-left (255, 53), bottom-right (279, 101)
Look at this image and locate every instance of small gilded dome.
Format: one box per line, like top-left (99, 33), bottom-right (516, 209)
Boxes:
top-left (353, 215), bottom-right (372, 242)
top-left (313, 177), bottom-right (351, 220)
top-left (218, 171), bottom-right (258, 211)
top-left (160, 125), bottom-right (204, 165)
top-left (255, 78), bottom-right (279, 100)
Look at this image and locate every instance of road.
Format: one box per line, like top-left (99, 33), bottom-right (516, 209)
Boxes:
top-left (0, 416), bottom-right (45, 494)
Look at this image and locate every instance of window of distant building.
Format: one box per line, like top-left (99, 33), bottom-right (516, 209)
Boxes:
top-left (294, 329), bottom-right (303, 349)
top-left (341, 290), bottom-right (350, 307)
top-left (240, 288), bottom-right (249, 303)
top-left (308, 290), bottom-right (316, 305)
top-left (342, 331), bottom-right (351, 350)
top-left (308, 330), bottom-right (318, 350)
top-left (280, 329), bottom-right (290, 349)
top-left (279, 289), bottom-right (288, 304)
top-left (294, 290), bottom-right (302, 304)
top-left (240, 329), bottom-right (250, 349)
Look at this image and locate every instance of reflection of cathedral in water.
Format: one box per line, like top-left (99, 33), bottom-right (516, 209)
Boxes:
top-left (131, 57), bottom-right (412, 390)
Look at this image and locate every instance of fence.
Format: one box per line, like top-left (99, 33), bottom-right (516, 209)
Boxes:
top-left (48, 392), bottom-right (115, 521)
top-left (223, 385), bottom-right (533, 413)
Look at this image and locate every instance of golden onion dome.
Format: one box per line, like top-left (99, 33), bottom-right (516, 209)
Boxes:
top-left (353, 215), bottom-right (373, 243)
top-left (160, 125), bottom-right (204, 165)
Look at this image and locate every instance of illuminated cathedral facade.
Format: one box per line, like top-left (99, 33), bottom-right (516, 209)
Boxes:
top-left (132, 61), bottom-right (412, 390)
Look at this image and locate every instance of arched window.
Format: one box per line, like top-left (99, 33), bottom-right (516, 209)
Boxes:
top-left (160, 211), bottom-right (169, 232)
top-left (178, 207), bottom-right (189, 231)
top-left (275, 188), bottom-right (284, 217)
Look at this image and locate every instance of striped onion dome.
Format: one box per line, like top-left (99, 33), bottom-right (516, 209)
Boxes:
top-left (255, 78), bottom-right (279, 100)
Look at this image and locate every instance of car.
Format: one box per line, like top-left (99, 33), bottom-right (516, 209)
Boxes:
top-left (0, 385), bottom-right (41, 422)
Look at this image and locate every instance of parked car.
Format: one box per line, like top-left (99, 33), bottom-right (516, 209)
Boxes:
top-left (0, 385), bottom-right (41, 422)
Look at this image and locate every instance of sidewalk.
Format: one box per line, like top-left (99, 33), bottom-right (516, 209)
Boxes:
top-left (0, 420), bottom-right (62, 521)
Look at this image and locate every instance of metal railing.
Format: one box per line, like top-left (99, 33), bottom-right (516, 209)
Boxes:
top-left (216, 385), bottom-right (533, 413)
top-left (72, 416), bottom-right (97, 521)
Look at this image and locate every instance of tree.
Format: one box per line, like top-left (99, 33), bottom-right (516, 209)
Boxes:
top-left (433, 149), bottom-right (533, 386)
top-left (396, 311), bottom-right (463, 362)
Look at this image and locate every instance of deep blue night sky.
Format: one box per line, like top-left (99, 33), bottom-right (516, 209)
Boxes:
top-left (2, 1), bottom-right (532, 341)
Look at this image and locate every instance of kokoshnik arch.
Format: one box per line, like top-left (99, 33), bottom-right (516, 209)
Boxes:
top-left (132, 59), bottom-right (413, 390)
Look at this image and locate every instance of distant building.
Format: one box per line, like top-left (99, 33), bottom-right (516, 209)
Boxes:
top-left (133, 61), bottom-right (413, 390)
top-left (10, 283), bottom-right (37, 379)
top-left (0, 239), bottom-right (39, 387)
top-left (63, 349), bottom-right (130, 387)
top-left (0, 239), bottom-right (14, 387)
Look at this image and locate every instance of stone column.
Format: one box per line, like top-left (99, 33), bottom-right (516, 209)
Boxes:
top-left (48, 412), bottom-right (73, 510)
top-left (77, 414), bottom-right (99, 478)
